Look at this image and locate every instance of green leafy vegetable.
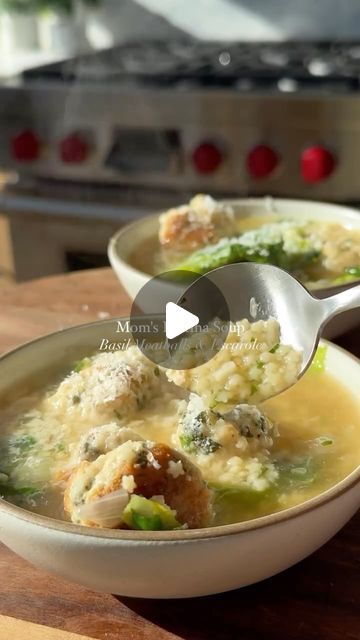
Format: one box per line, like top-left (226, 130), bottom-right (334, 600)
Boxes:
top-left (179, 433), bottom-right (195, 450)
top-left (275, 456), bottom-right (319, 489)
top-left (345, 266), bottom-right (360, 278)
top-left (211, 483), bottom-right (273, 506)
top-left (309, 344), bottom-right (327, 373)
top-left (131, 512), bottom-right (163, 531)
top-left (210, 482), bottom-right (275, 525)
top-left (334, 265), bottom-right (360, 284)
top-left (314, 436), bottom-right (334, 447)
top-left (269, 343), bottom-right (280, 354)
top-left (122, 495), bottom-right (180, 530)
top-left (74, 357), bottom-right (91, 373)
top-left (0, 484), bottom-right (41, 499)
top-left (179, 241), bottom-right (246, 274)
top-left (211, 454), bottom-right (321, 525)
top-left (9, 434), bottom-right (37, 452)
top-left (179, 409), bottom-right (221, 455)
top-left (179, 432), bottom-right (220, 455)
top-left (250, 382), bottom-right (258, 395)
top-left (177, 221), bottom-right (320, 275)
top-left (54, 442), bottom-right (66, 452)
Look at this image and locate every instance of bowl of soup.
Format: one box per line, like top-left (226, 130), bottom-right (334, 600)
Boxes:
top-left (0, 318), bottom-right (359, 598)
top-left (108, 196), bottom-right (360, 337)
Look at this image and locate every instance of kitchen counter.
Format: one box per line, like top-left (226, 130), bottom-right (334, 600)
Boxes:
top-left (0, 267), bottom-right (359, 640)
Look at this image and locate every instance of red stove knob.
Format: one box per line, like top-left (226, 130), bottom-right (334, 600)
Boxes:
top-left (11, 129), bottom-right (40, 162)
top-left (247, 145), bottom-right (279, 179)
top-left (301, 146), bottom-right (336, 183)
top-left (192, 142), bottom-right (223, 174)
top-left (60, 134), bottom-right (89, 164)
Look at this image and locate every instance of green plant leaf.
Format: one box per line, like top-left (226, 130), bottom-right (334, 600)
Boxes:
top-left (309, 344), bottom-right (327, 373)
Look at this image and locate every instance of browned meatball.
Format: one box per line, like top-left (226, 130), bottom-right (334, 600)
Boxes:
top-left (159, 194), bottom-right (235, 253)
top-left (65, 440), bottom-right (213, 530)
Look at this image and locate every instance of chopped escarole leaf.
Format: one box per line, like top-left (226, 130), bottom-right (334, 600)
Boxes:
top-left (313, 435), bottom-right (334, 447)
top-left (177, 222), bottom-right (320, 275)
top-left (212, 455), bottom-right (320, 502)
top-left (210, 482), bottom-right (276, 525)
top-left (334, 265), bottom-right (360, 284)
top-left (275, 455), bottom-right (320, 489)
top-left (179, 431), bottom-right (220, 455)
top-left (178, 399), bottom-right (221, 455)
top-left (9, 434), bottom-right (37, 452)
top-left (269, 342), bottom-right (280, 354)
top-left (0, 483), bottom-right (42, 500)
top-left (212, 454), bottom-right (321, 524)
top-left (131, 512), bottom-right (162, 531)
top-left (179, 241), bottom-right (245, 274)
top-left (345, 266), bottom-right (360, 278)
top-left (122, 495), bottom-right (180, 531)
top-left (73, 357), bottom-right (91, 373)
top-left (309, 344), bottom-right (327, 373)
top-left (211, 483), bottom-right (273, 506)
top-left (0, 433), bottom-right (39, 476)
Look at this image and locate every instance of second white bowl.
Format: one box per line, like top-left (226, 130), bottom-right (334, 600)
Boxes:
top-left (108, 197), bottom-right (360, 338)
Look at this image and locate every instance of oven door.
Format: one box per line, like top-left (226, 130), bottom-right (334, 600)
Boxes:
top-left (0, 181), bottom-right (178, 281)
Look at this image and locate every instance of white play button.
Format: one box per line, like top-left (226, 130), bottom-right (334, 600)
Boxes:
top-left (129, 269), bottom-right (229, 369)
top-left (165, 302), bottom-right (199, 340)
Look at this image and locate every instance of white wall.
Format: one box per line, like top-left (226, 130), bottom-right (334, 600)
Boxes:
top-left (99, 0), bottom-right (360, 42)
top-left (2, 0), bottom-right (360, 74)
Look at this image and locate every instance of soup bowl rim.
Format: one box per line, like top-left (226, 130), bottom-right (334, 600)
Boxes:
top-left (0, 321), bottom-right (359, 543)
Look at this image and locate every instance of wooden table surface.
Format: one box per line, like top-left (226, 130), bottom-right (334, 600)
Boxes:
top-left (0, 268), bottom-right (359, 640)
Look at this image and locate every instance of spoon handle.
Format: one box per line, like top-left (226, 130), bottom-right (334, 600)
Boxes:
top-left (321, 284), bottom-right (360, 322)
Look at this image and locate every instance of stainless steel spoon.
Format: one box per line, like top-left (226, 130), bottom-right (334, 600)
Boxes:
top-left (180, 262), bottom-right (360, 378)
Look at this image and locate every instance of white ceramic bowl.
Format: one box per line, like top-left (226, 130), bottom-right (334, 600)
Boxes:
top-left (108, 198), bottom-right (360, 338)
top-left (0, 319), bottom-right (359, 598)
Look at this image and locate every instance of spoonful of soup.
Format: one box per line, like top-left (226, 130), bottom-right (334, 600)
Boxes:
top-left (171, 263), bottom-right (360, 397)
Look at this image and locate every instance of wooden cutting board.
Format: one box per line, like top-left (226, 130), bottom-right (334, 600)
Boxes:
top-left (0, 615), bottom-right (95, 640)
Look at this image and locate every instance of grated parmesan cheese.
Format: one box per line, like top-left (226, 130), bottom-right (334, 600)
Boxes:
top-left (47, 346), bottom-right (161, 422)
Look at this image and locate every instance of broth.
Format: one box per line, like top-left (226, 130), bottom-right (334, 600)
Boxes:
top-left (0, 360), bottom-right (359, 528)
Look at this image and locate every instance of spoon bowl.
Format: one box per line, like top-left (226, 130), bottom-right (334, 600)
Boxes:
top-left (180, 263), bottom-right (360, 379)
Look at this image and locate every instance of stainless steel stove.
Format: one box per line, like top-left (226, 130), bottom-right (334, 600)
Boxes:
top-left (2, 40), bottom-right (360, 201)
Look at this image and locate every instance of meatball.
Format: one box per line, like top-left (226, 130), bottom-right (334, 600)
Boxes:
top-left (222, 404), bottom-right (276, 449)
top-left (77, 423), bottom-right (143, 462)
top-left (159, 194), bottom-right (235, 253)
top-left (178, 393), bottom-right (222, 455)
top-left (65, 440), bottom-right (213, 529)
top-left (178, 393), bottom-right (276, 457)
top-left (47, 346), bottom-right (161, 422)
